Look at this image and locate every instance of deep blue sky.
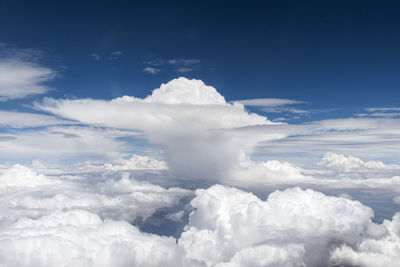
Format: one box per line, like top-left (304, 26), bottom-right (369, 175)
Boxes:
top-left (1, 0), bottom-right (400, 113)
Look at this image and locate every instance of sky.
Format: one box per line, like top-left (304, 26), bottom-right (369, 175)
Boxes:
top-left (1, 1), bottom-right (400, 267)
top-left (2, 1), bottom-right (400, 111)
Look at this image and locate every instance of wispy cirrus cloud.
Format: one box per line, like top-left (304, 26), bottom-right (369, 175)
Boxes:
top-left (143, 67), bottom-right (161, 74)
top-left (143, 57), bottom-right (202, 74)
top-left (0, 45), bottom-right (56, 101)
top-left (109, 50), bottom-right (123, 60)
top-left (234, 98), bottom-right (305, 107)
top-left (91, 53), bottom-right (100, 61)
top-left (0, 110), bottom-right (76, 128)
top-left (357, 107), bottom-right (400, 118)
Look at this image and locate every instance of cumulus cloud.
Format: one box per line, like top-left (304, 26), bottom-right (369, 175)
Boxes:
top-left (1, 162), bottom-right (400, 267)
top-left (104, 154), bottom-right (168, 171)
top-left (229, 153), bottom-right (312, 185)
top-left (0, 164), bottom-right (53, 188)
top-left (0, 209), bottom-right (184, 267)
top-left (0, 164), bottom-right (192, 226)
top-left (319, 152), bottom-right (400, 172)
top-left (331, 212), bottom-right (400, 267)
top-left (179, 184), bottom-right (389, 267)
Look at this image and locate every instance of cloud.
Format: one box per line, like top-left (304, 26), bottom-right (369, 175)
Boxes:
top-left (0, 110), bottom-right (76, 128)
top-left (234, 98), bottom-right (305, 107)
top-left (0, 164), bottom-right (52, 188)
top-left (176, 67), bottom-right (194, 73)
top-left (331, 212), bottom-right (400, 267)
top-left (0, 163), bottom-right (194, 266)
top-left (178, 184), bottom-right (387, 266)
top-left (0, 57), bottom-right (56, 101)
top-left (91, 53), bottom-right (100, 61)
top-left (1, 163), bottom-right (400, 266)
top-left (366, 107), bottom-right (400, 112)
top-left (109, 51), bottom-right (123, 60)
top-left (37, 77), bottom-right (279, 181)
top-left (144, 58), bottom-right (201, 73)
top-left (0, 126), bottom-right (134, 162)
top-left (0, 209), bottom-right (184, 267)
top-left (143, 67), bottom-right (161, 74)
top-left (103, 154), bottom-right (168, 171)
top-left (355, 107), bottom-right (400, 118)
top-left (34, 78), bottom-right (400, 186)
top-left (233, 98), bottom-right (308, 119)
top-left (0, 164), bottom-right (192, 227)
top-left (319, 152), bottom-right (400, 172)
top-left (254, 117), bottom-right (400, 166)
top-left (228, 153), bottom-right (313, 185)
top-left (167, 59), bottom-right (201, 65)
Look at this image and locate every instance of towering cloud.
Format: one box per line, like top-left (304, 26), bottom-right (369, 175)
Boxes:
top-left (37, 77), bottom-right (281, 181)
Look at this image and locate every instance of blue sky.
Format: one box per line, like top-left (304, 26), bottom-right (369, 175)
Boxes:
top-left (2, 0), bottom-right (400, 116)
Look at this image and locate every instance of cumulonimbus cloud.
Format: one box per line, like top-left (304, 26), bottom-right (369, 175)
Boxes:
top-left (36, 77), bottom-right (282, 181)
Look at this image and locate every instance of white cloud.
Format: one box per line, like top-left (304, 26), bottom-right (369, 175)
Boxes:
top-left (176, 67), bottom-right (194, 73)
top-left (109, 51), bottom-right (123, 59)
top-left (0, 164), bottom-right (53, 188)
top-left (366, 107), bottom-right (400, 112)
top-left (1, 162), bottom-right (400, 266)
top-left (144, 58), bottom-right (201, 73)
top-left (37, 77), bottom-right (279, 181)
top-left (0, 209), bottom-right (184, 267)
top-left (143, 67), bottom-right (161, 74)
top-left (234, 98), bottom-right (305, 107)
top-left (0, 126), bottom-right (134, 162)
top-left (167, 59), bottom-right (201, 65)
top-left (331, 213), bottom-right (400, 267)
top-left (91, 53), bottom-right (100, 60)
top-left (319, 152), bottom-right (400, 172)
top-left (0, 110), bottom-right (76, 128)
top-left (0, 164), bottom-right (192, 226)
top-left (229, 153), bottom-right (312, 185)
top-left (104, 154), bottom-right (168, 171)
top-left (179, 184), bottom-right (386, 266)
top-left (0, 58), bottom-right (56, 101)
top-left (144, 77), bottom-right (226, 105)
top-left (254, 117), bottom-right (400, 165)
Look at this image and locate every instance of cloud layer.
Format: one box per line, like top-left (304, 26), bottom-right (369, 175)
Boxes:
top-left (1, 166), bottom-right (399, 267)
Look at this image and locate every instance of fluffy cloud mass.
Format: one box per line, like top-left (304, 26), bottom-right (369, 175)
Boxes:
top-left (2, 167), bottom-right (400, 267)
top-left (0, 164), bottom-right (191, 226)
top-left (179, 185), bottom-right (385, 266)
top-left (0, 210), bottom-right (183, 267)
